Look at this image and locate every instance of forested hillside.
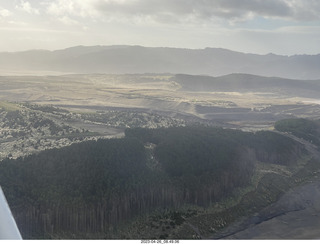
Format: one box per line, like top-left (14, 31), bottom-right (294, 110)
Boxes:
top-left (0, 125), bottom-right (307, 239)
top-left (275, 118), bottom-right (320, 147)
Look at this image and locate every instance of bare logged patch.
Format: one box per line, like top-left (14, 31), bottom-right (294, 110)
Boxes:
top-left (0, 101), bottom-right (20, 111)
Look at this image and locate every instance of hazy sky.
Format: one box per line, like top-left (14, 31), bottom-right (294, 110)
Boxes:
top-left (1, 0), bottom-right (320, 55)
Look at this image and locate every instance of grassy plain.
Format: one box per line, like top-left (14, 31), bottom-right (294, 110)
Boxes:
top-left (1, 74), bottom-right (320, 132)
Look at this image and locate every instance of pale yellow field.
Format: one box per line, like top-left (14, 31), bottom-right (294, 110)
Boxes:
top-left (1, 74), bottom-right (319, 130)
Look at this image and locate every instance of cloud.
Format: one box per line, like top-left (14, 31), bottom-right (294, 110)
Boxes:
top-left (92, 0), bottom-right (320, 23)
top-left (45, 0), bottom-right (100, 18)
top-left (0, 7), bottom-right (12, 18)
top-left (58, 16), bottom-right (80, 26)
top-left (16, 0), bottom-right (40, 15)
top-left (210, 0), bottom-right (291, 20)
top-left (41, 0), bottom-right (320, 26)
top-left (286, 0), bottom-right (320, 21)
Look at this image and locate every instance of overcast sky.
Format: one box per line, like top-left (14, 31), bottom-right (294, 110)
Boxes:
top-left (0, 0), bottom-right (320, 55)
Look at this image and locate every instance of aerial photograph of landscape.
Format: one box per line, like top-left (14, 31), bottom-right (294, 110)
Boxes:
top-left (0, 0), bottom-right (320, 241)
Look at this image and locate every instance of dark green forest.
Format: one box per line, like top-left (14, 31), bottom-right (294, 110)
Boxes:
top-left (275, 118), bottom-right (320, 147)
top-left (0, 125), bottom-right (307, 239)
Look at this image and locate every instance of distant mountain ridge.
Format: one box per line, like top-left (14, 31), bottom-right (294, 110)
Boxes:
top-left (0, 45), bottom-right (320, 79)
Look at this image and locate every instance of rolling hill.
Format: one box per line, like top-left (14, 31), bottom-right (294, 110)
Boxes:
top-left (174, 73), bottom-right (320, 98)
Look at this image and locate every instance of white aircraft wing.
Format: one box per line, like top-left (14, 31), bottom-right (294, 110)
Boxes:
top-left (0, 186), bottom-right (22, 240)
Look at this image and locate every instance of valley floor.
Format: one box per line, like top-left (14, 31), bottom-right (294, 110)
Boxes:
top-left (1, 74), bottom-right (320, 239)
